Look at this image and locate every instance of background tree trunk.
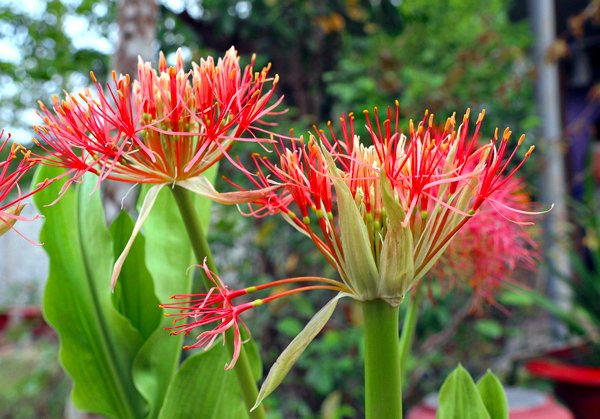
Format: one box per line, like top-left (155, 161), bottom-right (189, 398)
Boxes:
top-left (104, 0), bottom-right (159, 220)
top-left (115, 0), bottom-right (158, 77)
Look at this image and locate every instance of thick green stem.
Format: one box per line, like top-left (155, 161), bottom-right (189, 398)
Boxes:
top-left (399, 286), bottom-right (423, 383)
top-left (362, 299), bottom-right (403, 419)
top-left (171, 186), bottom-right (266, 419)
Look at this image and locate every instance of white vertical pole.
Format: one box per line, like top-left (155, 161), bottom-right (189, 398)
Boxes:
top-left (530, 0), bottom-right (572, 316)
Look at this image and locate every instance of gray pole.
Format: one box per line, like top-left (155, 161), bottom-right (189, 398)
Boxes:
top-left (530, 0), bottom-right (572, 317)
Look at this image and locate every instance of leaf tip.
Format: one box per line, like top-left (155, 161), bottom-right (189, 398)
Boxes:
top-left (249, 400), bottom-right (262, 413)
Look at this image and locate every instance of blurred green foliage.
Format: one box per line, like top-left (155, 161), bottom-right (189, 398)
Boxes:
top-left (325, 0), bottom-right (537, 136)
top-left (0, 0), bottom-right (112, 136)
top-left (567, 169), bottom-right (600, 341)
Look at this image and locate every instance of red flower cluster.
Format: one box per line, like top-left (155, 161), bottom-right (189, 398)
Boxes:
top-left (230, 104), bottom-right (535, 303)
top-left (32, 47), bottom-right (281, 190)
top-left (434, 175), bottom-right (539, 308)
top-left (0, 131), bottom-right (51, 236)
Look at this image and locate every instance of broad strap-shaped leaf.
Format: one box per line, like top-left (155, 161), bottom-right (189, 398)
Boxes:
top-left (110, 212), bottom-right (161, 340)
top-left (379, 173), bottom-right (414, 306)
top-left (437, 364), bottom-right (491, 419)
top-left (157, 346), bottom-right (248, 419)
top-left (132, 165), bottom-right (219, 418)
top-left (252, 294), bottom-right (345, 410)
top-left (476, 370), bottom-right (508, 419)
top-left (111, 184), bottom-right (164, 289)
top-left (33, 166), bottom-right (146, 419)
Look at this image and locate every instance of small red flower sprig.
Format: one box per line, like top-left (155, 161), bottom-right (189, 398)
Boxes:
top-left (161, 261), bottom-right (347, 369)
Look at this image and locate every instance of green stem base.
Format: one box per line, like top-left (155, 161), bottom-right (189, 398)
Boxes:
top-left (362, 299), bottom-right (403, 419)
top-left (399, 286), bottom-right (422, 382)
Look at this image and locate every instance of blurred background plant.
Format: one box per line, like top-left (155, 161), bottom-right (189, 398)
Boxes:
top-left (0, 313), bottom-right (68, 419)
top-left (1, 0), bottom-right (591, 417)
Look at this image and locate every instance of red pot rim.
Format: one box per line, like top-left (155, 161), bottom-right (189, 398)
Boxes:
top-left (526, 359), bottom-right (600, 386)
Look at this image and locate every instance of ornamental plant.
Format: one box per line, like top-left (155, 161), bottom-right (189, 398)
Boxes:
top-left (0, 48), bottom-right (540, 419)
top-left (162, 104), bottom-right (538, 417)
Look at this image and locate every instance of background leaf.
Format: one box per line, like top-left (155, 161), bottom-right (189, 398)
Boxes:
top-left (157, 345), bottom-right (248, 419)
top-left (476, 370), bottom-right (508, 419)
top-left (437, 365), bottom-right (490, 419)
top-left (110, 211), bottom-right (161, 340)
top-left (240, 326), bottom-right (263, 381)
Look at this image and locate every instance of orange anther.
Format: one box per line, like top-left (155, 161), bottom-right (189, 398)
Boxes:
top-left (477, 108), bottom-right (486, 124)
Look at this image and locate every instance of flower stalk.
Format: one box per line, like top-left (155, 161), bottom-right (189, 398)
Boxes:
top-left (170, 185), bottom-right (266, 419)
top-left (399, 286), bottom-right (423, 382)
top-left (362, 299), bottom-right (402, 419)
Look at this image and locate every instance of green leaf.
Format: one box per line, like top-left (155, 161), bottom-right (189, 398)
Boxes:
top-left (157, 346), bottom-right (248, 419)
top-left (277, 317), bottom-right (304, 338)
top-left (132, 164), bottom-right (218, 419)
top-left (437, 365), bottom-right (490, 419)
top-left (33, 166), bottom-right (146, 419)
top-left (253, 294), bottom-right (344, 410)
top-left (476, 370), bottom-right (508, 419)
top-left (110, 211), bottom-right (161, 340)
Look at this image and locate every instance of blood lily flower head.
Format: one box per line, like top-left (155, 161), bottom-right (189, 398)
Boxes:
top-left (161, 261), bottom-right (347, 369)
top-left (235, 103), bottom-right (537, 307)
top-left (30, 47), bottom-right (283, 287)
top-left (33, 47), bottom-right (282, 191)
top-left (433, 174), bottom-right (540, 310)
top-left (0, 131), bottom-right (51, 237)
